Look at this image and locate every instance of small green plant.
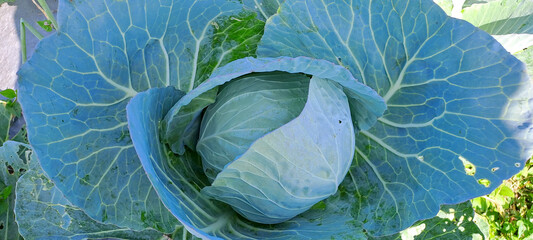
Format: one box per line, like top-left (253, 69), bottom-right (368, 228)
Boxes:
top-left (19, 0), bottom-right (57, 62)
top-left (0, 89), bottom-right (21, 118)
top-left (472, 158), bottom-right (533, 239)
top-left (0, 89), bottom-right (24, 145)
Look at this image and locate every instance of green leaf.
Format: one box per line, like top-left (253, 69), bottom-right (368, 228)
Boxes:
top-left (461, 0), bottom-right (533, 53)
top-left (5, 101), bottom-right (21, 118)
top-left (14, 151), bottom-right (166, 240)
top-left (473, 213), bottom-right (490, 239)
top-left (496, 185), bottom-right (514, 198)
top-left (0, 90), bottom-right (16, 100)
top-left (17, 0), bottom-right (265, 232)
top-left (0, 186), bottom-right (11, 200)
top-left (10, 127), bottom-right (27, 145)
top-left (37, 20), bottom-right (54, 32)
top-left (0, 102), bottom-right (12, 146)
top-left (0, 141), bottom-right (30, 240)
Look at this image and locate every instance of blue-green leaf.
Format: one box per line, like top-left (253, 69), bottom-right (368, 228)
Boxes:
top-left (14, 151), bottom-right (164, 240)
top-left (243, 0), bottom-right (282, 20)
top-left (432, 0), bottom-right (453, 15)
top-left (17, 0), bottom-right (263, 231)
top-left (163, 88), bottom-right (218, 155)
top-left (169, 57), bottom-right (385, 133)
top-left (0, 141), bottom-right (30, 240)
top-left (126, 58), bottom-right (382, 239)
top-left (197, 72), bottom-right (310, 182)
top-left (258, 0), bottom-right (533, 236)
top-left (371, 201), bottom-right (485, 240)
top-left (399, 201), bottom-right (485, 239)
top-left (202, 76), bottom-right (355, 224)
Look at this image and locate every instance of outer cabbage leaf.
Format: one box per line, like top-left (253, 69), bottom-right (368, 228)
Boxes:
top-left (398, 201), bottom-right (484, 240)
top-left (461, 0), bottom-right (533, 53)
top-left (0, 102), bottom-right (12, 146)
top-left (203, 76), bottom-right (355, 224)
top-left (463, 0), bottom-right (495, 7)
top-left (257, 0), bottom-right (533, 236)
top-left (14, 152), bottom-right (164, 240)
top-left (17, 0), bottom-right (263, 231)
top-left (243, 0), bottom-right (282, 20)
top-left (432, 0), bottom-right (453, 15)
top-left (0, 141), bottom-right (30, 240)
top-left (372, 201), bottom-right (485, 240)
top-left (126, 57), bottom-right (383, 239)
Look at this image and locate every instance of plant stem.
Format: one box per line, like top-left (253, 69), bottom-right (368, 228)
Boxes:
top-left (20, 19), bottom-right (45, 63)
top-left (482, 195), bottom-right (504, 214)
top-left (37, 0), bottom-right (58, 30)
top-left (20, 19), bottom-right (26, 63)
top-left (31, 0), bottom-right (46, 17)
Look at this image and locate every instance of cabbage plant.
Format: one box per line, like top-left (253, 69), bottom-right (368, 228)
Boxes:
top-left (15, 0), bottom-right (532, 239)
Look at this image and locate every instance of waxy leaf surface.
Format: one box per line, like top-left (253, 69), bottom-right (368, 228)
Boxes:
top-left (14, 154), bottom-right (164, 240)
top-left (258, 0), bottom-right (533, 236)
top-left (126, 57), bottom-right (383, 239)
top-left (17, 0), bottom-right (264, 231)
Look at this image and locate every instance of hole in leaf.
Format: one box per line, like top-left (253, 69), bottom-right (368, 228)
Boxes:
top-left (417, 155), bottom-right (424, 161)
top-left (338, 120), bottom-right (342, 124)
top-left (7, 165), bottom-right (14, 175)
top-left (459, 156), bottom-right (476, 176)
top-left (0, 222), bottom-right (3, 230)
top-left (478, 179), bottom-right (491, 187)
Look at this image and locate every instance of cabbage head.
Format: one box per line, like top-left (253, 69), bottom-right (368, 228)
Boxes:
top-left (15, 0), bottom-right (533, 239)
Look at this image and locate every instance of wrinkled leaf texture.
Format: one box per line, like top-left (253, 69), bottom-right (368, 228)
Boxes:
top-left (15, 0), bottom-right (533, 238)
top-left (17, 0), bottom-right (264, 232)
top-left (257, 0), bottom-right (533, 236)
top-left (14, 153), bottom-right (163, 240)
top-left (0, 141), bottom-right (30, 240)
top-left (126, 56), bottom-right (385, 239)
